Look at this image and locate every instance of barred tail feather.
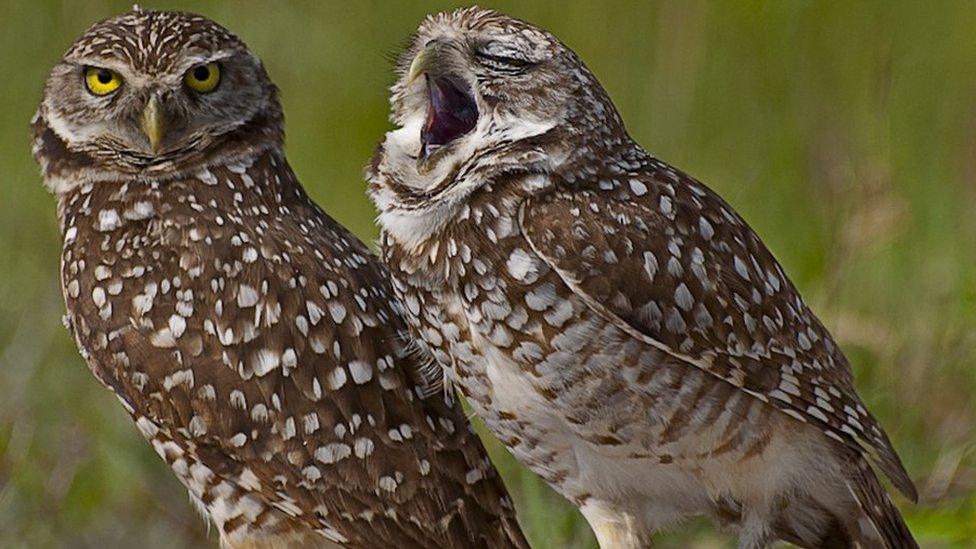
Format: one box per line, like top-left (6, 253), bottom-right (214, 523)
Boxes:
top-left (864, 426), bottom-right (919, 503)
top-left (845, 457), bottom-right (918, 549)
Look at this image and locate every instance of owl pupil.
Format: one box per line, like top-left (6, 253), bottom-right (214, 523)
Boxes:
top-left (193, 66), bottom-right (210, 81)
top-left (97, 70), bottom-right (113, 84)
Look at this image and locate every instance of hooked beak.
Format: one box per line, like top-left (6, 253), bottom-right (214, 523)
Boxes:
top-left (407, 43), bottom-right (435, 84)
top-left (140, 95), bottom-right (165, 153)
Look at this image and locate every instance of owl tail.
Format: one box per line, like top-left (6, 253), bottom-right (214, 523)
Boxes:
top-left (844, 456), bottom-right (918, 549)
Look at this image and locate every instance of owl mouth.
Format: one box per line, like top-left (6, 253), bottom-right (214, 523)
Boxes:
top-left (420, 75), bottom-right (478, 161)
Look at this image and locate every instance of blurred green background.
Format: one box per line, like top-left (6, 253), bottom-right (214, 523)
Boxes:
top-left (1, 0), bottom-right (974, 547)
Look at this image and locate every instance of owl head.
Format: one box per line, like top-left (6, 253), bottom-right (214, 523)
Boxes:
top-left (33, 8), bottom-right (282, 191)
top-left (370, 8), bottom-right (625, 207)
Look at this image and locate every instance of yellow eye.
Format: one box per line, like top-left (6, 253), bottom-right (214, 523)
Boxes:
top-left (84, 67), bottom-right (123, 96)
top-left (185, 63), bottom-right (221, 93)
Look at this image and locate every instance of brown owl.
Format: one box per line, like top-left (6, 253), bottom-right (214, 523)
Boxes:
top-left (33, 8), bottom-right (527, 548)
top-left (368, 7), bottom-right (917, 548)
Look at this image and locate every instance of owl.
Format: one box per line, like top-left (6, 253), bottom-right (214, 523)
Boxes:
top-left (32, 9), bottom-right (528, 549)
top-left (368, 7), bottom-right (917, 548)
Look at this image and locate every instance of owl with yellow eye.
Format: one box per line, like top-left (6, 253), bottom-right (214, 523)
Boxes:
top-left (36, 13), bottom-right (271, 186)
top-left (33, 8), bottom-right (529, 548)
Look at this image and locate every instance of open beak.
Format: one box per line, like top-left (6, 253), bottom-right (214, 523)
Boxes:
top-left (405, 41), bottom-right (479, 167)
top-left (422, 76), bottom-right (478, 153)
top-left (140, 95), bottom-right (165, 153)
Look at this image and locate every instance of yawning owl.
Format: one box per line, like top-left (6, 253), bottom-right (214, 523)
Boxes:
top-left (368, 7), bottom-right (916, 548)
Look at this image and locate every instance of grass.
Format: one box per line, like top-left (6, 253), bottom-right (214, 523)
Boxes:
top-left (0, 1), bottom-right (973, 547)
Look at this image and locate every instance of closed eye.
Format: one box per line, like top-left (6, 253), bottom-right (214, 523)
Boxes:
top-left (473, 49), bottom-right (536, 72)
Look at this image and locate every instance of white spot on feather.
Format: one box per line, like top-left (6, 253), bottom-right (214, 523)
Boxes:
top-left (506, 248), bottom-right (536, 281)
top-left (348, 361), bottom-right (372, 384)
top-left (97, 209), bottom-right (120, 232)
top-left (237, 284), bottom-right (259, 307)
top-left (629, 179), bottom-right (648, 196)
top-left (251, 349), bottom-right (280, 377)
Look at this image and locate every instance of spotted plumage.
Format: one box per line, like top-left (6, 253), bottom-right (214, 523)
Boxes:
top-left (368, 7), bottom-right (917, 548)
top-left (34, 9), bottom-right (526, 548)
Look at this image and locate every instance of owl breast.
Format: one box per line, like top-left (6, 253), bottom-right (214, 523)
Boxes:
top-left (388, 185), bottom-right (808, 519)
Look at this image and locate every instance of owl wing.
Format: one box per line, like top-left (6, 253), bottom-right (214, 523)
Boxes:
top-left (72, 188), bottom-right (523, 546)
top-left (519, 168), bottom-right (916, 501)
top-left (98, 220), bottom-right (429, 539)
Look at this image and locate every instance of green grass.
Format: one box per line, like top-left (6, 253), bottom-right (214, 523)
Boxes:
top-left (1, 1), bottom-right (974, 547)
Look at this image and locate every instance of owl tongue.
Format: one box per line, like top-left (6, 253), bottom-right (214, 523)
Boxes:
top-left (421, 75), bottom-right (478, 157)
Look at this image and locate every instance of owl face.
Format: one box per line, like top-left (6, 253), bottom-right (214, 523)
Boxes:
top-left (38, 10), bottom-right (278, 177)
top-left (377, 8), bottom-right (615, 195)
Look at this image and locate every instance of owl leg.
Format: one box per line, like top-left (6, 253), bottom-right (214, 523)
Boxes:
top-left (580, 500), bottom-right (653, 548)
top-left (736, 505), bottom-right (774, 549)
